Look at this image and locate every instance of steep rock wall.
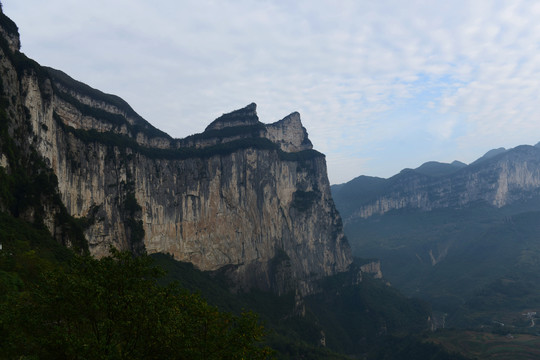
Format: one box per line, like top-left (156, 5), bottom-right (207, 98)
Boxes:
top-left (0, 16), bottom-right (351, 295)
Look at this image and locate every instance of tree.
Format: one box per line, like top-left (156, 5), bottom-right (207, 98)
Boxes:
top-left (1, 249), bottom-right (274, 359)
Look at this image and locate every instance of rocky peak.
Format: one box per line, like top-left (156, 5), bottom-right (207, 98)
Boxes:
top-left (265, 111), bottom-right (313, 152)
top-left (205, 102), bottom-right (259, 131)
top-left (178, 103), bottom-right (315, 154)
top-left (470, 147), bottom-right (507, 166)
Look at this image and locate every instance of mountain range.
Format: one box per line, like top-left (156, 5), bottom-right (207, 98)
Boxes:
top-left (332, 143), bottom-right (540, 329)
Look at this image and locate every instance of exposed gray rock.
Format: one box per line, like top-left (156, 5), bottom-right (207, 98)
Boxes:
top-left (265, 112), bottom-right (313, 152)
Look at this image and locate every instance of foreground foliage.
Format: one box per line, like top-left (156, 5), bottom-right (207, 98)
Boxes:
top-left (0, 243), bottom-right (273, 360)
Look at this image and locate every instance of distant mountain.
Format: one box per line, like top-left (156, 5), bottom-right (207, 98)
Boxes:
top-left (414, 160), bottom-right (467, 177)
top-left (469, 147), bottom-right (507, 165)
top-left (331, 175), bottom-right (387, 219)
top-left (332, 160), bottom-right (468, 219)
top-left (332, 144), bottom-right (540, 329)
top-left (334, 145), bottom-right (540, 221)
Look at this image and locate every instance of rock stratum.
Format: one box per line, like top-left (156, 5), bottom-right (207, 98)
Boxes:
top-left (0, 11), bottom-right (351, 295)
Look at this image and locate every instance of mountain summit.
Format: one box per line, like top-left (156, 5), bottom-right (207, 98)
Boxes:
top-left (205, 102), bottom-right (259, 131)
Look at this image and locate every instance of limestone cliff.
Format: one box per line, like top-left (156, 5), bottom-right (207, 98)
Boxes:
top-left (0, 12), bottom-right (351, 295)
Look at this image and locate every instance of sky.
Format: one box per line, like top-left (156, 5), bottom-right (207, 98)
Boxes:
top-left (4, 1), bottom-right (540, 184)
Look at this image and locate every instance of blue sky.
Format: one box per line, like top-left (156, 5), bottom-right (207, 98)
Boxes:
top-left (4, 0), bottom-right (540, 184)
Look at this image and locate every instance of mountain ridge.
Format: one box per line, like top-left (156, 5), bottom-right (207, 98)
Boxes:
top-left (333, 143), bottom-right (540, 222)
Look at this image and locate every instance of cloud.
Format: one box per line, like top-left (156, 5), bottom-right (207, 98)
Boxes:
top-left (5, 0), bottom-right (540, 183)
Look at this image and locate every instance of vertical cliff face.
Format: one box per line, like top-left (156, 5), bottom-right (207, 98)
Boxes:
top-left (0, 13), bottom-right (351, 295)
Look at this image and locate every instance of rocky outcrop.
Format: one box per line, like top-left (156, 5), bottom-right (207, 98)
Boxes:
top-left (0, 12), bottom-right (352, 295)
top-left (205, 103), bottom-right (260, 131)
top-left (265, 112), bottom-right (313, 152)
top-left (360, 260), bottom-right (383, 279)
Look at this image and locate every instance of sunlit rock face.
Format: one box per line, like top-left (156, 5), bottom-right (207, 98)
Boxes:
top-left (0, 16), bottom-right (351, 295)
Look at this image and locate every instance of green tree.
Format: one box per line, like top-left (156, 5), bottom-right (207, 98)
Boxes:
top-left (1, 249), bottom-right (273, 359)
